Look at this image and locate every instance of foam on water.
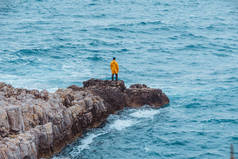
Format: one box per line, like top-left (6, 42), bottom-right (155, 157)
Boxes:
top-left (129, 109), bottom-right (160, 119)
top-left (72, 133), bottom-right (103, 153)
top-left (53, 107), bottom-right (161, 158)
top-left (52, 132), bottom-right (106, 159)
top-left (109, 119), bottom-right (136, 131)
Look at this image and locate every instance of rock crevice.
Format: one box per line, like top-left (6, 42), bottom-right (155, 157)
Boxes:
top-left (0, 79), bottom-right (169, 159)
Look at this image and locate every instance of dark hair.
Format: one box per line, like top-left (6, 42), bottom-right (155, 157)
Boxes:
top-left (113, 57), bottom-right (116, 60)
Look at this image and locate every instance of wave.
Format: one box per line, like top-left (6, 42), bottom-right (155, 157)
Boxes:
top-left (129, 109), bottom-right (160, 119)
top-left (53, 132), bottom-right (107, 159)
top-left (53, 107), bottom-right (162, 158)
top-left (15, 49), bottom-right (48, 56)
top-left (178, 44), bottom-right (208, 51)
top-left (201, 118), bottom-right (238, 124)
top-left (73, 133), bottom-right (103, 153)
top-left (109, 119), bottom-right (137, 131)
top-left (87, 55), bottom-right (104, 61)
top-left (103, 27), bottom-right (124, 32)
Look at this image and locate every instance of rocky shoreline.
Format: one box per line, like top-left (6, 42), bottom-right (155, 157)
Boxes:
top-left (0, 79), bottom-right (169, 159)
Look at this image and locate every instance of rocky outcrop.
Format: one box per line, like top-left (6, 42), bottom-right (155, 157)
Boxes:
top-left (0, 79), bottom-right (169, 159)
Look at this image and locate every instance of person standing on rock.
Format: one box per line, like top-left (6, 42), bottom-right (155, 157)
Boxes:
top-left (110, 57), bottom-right (119, 81)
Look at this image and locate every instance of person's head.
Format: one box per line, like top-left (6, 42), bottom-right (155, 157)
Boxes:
top-left (113, 57), bottom-right (116, 60)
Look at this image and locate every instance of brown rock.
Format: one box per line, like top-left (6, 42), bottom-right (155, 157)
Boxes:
top-left (0, 79), bottom-right (169, 159)
top-left (125, 86), bottom-right (169, 107)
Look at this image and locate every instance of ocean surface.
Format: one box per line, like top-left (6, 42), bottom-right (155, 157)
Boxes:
top-left (1, 0), bottom-right (238, 158)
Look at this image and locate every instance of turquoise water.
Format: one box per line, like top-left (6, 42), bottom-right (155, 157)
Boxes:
top-left (1, 0), bottom-right (238, 158)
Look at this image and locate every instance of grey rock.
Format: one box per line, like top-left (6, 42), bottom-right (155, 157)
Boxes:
top-left (0, 79), bottom-right (169, 159)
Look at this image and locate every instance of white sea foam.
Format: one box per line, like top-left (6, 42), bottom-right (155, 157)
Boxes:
top-left (56, 132), bottom-right (105, 157)
top-left (129, 109), bottom-right (160, 119)
top-left (75, 133), bottom-right (102, 152)
top-left (144, 146), bottom-right (150, 152)
top-left (47, 88), bottom-right (58, 93)
top-left (109, 119), bottom-right (136, 131)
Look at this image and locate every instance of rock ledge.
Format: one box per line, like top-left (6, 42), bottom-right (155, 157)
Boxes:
top-left (0, 79), bottom-right (169, 159)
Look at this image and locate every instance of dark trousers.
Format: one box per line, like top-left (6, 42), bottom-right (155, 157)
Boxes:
top-left (112, 74), bottom-right (118, 81)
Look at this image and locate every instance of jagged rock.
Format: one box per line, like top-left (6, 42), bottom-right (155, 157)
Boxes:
top-left (6, 106), bottom-right (25, 133)
top-left (129, 84), bottom-right (148, 89)
top-left (0, 79), bottom-right (169, 159)
top-left (0, 109), bottom-right (9, 137)
top-left (125, 86), bottom-right (169, 107)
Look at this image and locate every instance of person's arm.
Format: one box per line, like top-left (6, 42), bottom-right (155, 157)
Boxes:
top-left (110, 62), bottom-right (113, 71)
top-left (116, 62), bottom-right (119, 73)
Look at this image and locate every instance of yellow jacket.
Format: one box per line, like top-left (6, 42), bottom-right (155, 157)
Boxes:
top-left (110, 60), bottom-right (119, 74)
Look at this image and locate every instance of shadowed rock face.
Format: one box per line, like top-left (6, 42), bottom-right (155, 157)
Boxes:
top-left (0, 79), bottom-right (169, 159)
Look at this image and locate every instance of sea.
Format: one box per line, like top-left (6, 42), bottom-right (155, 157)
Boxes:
top-left (0, 0), bottom-right (238, 158)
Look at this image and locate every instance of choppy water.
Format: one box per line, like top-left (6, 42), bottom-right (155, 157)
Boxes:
top-left (1, 0), bottom-right (238, 158)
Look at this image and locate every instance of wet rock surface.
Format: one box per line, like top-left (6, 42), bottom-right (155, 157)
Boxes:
top-left (0, 79), bottom-right (169, 159)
